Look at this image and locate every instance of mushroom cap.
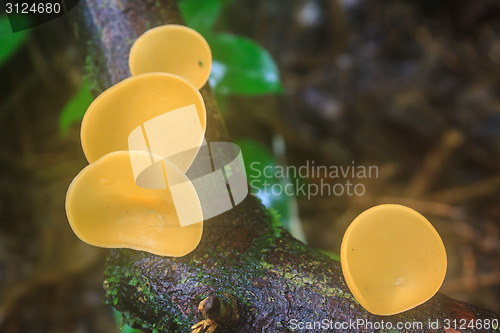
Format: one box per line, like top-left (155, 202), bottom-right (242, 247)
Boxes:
top-left (65, 150), bottom-right (203, 257)
top-left (129, 24), bottom-right (212, 89)
top-left (340, 204), bottom-right (447, 315)
top-left (81, 73), bottom-right (206, 171)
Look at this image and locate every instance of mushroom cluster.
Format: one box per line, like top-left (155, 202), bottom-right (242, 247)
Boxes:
top-left (340, 204), bottom-right (447, 315)
top-left (65, 24), bottom-right (446, 317)
top-left (66, 25), bottom-right (217, 257)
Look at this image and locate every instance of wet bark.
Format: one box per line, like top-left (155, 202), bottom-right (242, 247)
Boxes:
top-left (71, 0), bottom-right (500, 332)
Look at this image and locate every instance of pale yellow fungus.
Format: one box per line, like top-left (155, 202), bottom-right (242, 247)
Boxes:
top-left (80, 73), bottom-right (206, 172)
top-left (129, 25), bottom-right (212, 89)
top-left (340, 204), bottom-right (447, 315)
top-left (65, 151), bottom-right (203, 257)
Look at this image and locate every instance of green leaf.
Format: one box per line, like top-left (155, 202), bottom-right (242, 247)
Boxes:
top-left (207, 33), bottom-right (283, 95)
top-left (112, 308), bottom-right (142, 333)
top-left (0, 15), bottom-right (29, 67)
top-left (59, 81), bottom-right (94, 136)
top-left (237, 139), bottom-right (290, 222)
top-left (237, 139), bottom-right (306, 242)
top-left (178, 0), bottom-right (221, 34)
top-left (318, 249), bottom-right (341, 262)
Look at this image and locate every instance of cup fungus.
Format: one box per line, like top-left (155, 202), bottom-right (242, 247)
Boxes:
top-left (129, 25), bottom-right (212, 89)
top-left (65, 150), bottom-right (203, 257)
top-left (340, 204), bottom-right (447, 315)
top-left (66, 25), bottom-right (217, 258)
top-left (81, 72), bottom-right (206, 172)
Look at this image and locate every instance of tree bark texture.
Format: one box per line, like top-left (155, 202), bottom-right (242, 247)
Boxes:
top-left (71, 0), bottom-right (500, 332)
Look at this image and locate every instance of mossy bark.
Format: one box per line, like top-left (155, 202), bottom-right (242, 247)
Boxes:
top-left (104, 202), bottom-right (500, 332)
top-left (72, 0), bottom-right (500, 332)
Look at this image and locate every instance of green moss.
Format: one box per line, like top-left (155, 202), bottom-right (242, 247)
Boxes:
top-left (104, 204), bottom-right (363, 332)
top-left (83, 55), bottom-right (100, 95)
top-left (267, 208), bottom-right (283, 237)
top-left (128, 277), bottom-right (140, 286)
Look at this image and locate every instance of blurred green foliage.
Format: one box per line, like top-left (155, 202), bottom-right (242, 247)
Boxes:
top-left (58, 80), bottom-right (93, 136)
top-left (178, 0), bottom-right (221, 33)
top-left (208, 33), bottom-right (282, 95)
top-left (0, 15), bottom-right (29, 67)
top-left (236, 139), bottom-right (292, 228)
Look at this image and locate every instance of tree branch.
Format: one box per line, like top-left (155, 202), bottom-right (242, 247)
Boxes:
top-left (71, 0), bottom-right (500, 332)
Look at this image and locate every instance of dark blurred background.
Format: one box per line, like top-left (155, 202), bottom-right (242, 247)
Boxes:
top-left (1, 0), bottom-right (500, 331)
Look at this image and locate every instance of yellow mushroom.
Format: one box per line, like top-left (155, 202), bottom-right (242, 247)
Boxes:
top-left (81, 73), bottom-right (206, 172)
top-left (129, 25), bottom-right (212, 89)
top-left (340, 204), bottom-right (447, 315)
top-left (65, 150), bottom-right (203, 257)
